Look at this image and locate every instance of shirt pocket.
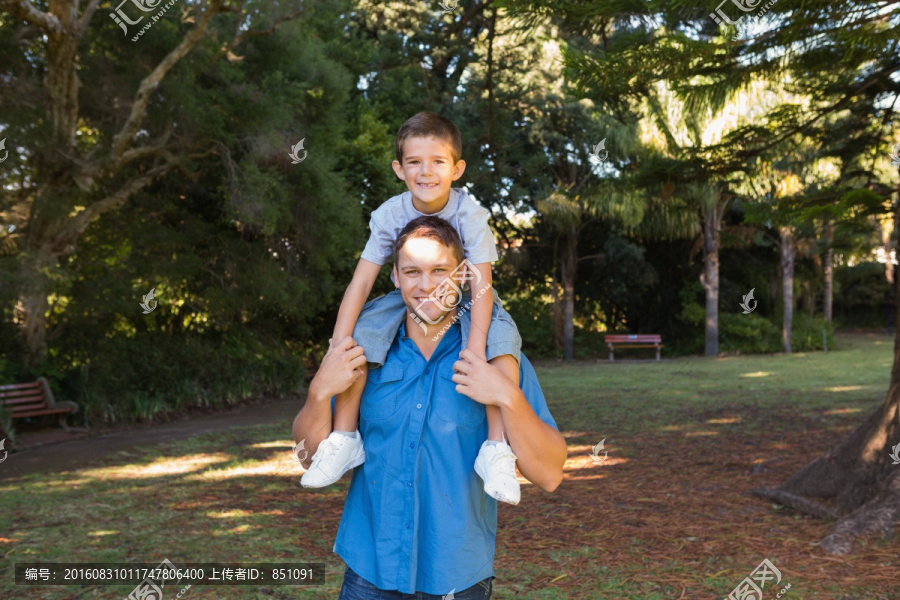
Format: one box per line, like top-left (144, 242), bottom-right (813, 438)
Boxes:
top-left (360, 363), bottom-right (405, 421)
top-left (436, 367), bottom-right (486, 428)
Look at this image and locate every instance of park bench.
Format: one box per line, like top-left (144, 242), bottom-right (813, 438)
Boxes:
top-left (605, 334), bottom-right (663, 361)
top-left (0, 377), bottom-right (79, 430)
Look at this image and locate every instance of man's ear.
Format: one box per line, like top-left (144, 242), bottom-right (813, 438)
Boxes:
top-left (392, 264), bottom-right (400, 289)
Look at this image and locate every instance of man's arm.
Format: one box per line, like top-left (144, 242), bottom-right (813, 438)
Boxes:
top-left (451, 351), bottom-right (567, 492)
top-left (292, 336), bottom-right (367, 470)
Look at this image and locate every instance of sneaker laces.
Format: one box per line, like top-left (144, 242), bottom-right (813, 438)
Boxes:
top-left (489, 432), bottom-right (517, 466)
top-left (488, 446), bottom-right (517, 467)
top-left (309, 435), bottom-right (342, 463)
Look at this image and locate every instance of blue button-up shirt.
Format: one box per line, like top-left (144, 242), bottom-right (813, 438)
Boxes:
top-left (330, 320), bottom-right (558, 594)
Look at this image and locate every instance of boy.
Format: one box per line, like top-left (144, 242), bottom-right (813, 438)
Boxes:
top-left (300, 111), bottom-right (523, 505)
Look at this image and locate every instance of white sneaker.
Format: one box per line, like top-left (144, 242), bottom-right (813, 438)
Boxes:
top-left (300, 430), bottom-right (366, 488)
top-left (474, 432), bottom-right (520, 505)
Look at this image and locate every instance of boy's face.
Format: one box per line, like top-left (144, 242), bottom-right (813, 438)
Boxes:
top-left (392, 136), bottom-right (466, 215)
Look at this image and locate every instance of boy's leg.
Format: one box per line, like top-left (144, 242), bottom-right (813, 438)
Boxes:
top-left (485, 354), bottom-right (519, 441)
top-left (301, 291), bottom-right (406, 489)
top-left (333, 365), bottom-right (367, 433)
top-left (461, 289), bottom-right (524, 504)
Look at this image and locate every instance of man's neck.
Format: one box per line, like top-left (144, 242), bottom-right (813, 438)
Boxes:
top-left (405, 309), bottom-right (458, 361)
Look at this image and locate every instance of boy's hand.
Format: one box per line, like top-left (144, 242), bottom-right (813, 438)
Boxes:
top-left (309, 336), bottom-right (367, 401)
top-left (451, 349), bottom-right (515, 408)
top-left (465, 344), bottom-right (488, 364)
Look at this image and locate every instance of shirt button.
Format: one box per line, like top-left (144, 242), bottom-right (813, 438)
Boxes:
top-left (405, 523), bottom-right (411, 529)
top-left (416, 403), bottom-right (422, 409)
top-left (425, 367), bottom-right (430, 374)
top-left (409, 442), bottom-right (415, 449)
top-left (407, 482), bottom-right (412, 487)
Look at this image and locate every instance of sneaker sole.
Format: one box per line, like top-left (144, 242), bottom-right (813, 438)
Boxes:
top-left (475, 458), bottom-right (520, 505)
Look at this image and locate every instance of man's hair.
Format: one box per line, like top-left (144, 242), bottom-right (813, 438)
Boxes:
top-left (393, 216), bottom-right (464, 268)
top-left (395, 112), bottom-right (463, 165)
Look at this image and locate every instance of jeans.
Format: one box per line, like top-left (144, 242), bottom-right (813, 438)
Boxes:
top-left (337, 566), bottom-right (494, 600)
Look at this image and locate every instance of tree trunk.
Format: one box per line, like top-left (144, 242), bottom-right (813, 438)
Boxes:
top-left (701, 201), bottom-right (721, 357)
top-left (823, 219), bottom-right (833, 322)
top-left (16, 212), bottom-right (73, 369)
top-left (879, 215), bottom-right (894, 285)
top-left (561, 225), bottom-right (576, 361)
top-left (781, 226), bottom-right (795, 353)
top-left (753, 382), bottom-right (900, 555)
top-left (550, 277), bottom-right (564, 353)
top-left (753, 198), bottom-right (900, 554)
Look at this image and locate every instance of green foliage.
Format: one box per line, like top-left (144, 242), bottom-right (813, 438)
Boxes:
top-left (67, 332), bottom-right (306, 425)
top-left (677, 281), bottom-right (705, 327)
top-left (502, 284), bottom-right (558, 359)
top-left (834, 262), bottom-right (892, 327)
top-left (791, 314), bottom-right (837, 352)
top-left (720, 313), bottom-right (782, 354)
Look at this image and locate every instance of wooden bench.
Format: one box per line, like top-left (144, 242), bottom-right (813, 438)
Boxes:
top-left (0, 377), bottom-right (79, 430)
top-left (605, 334), bottom-right (663, 361)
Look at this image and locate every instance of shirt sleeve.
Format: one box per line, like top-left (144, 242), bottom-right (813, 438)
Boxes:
top-left (518, 353), bottom-right (558, 430)
top-left (458, 195), bottom-right (499, 264)
top-left (360, 204), bottom-right (396, 266)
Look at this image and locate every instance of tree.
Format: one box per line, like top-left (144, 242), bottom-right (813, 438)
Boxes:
top-left (528, 95), bottom-right (624, 360)
top-left (505, 0), bottom-right (900, 551)
top-left (0, 0), bottom-right (308, 367)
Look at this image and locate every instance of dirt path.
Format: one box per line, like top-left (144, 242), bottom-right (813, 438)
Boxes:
top-left (0, 398), bottom-right (300, 481)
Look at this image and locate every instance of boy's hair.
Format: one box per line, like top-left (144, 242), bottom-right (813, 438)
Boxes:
top-left (395, 112), bottom-right (463, 165)
top-left (393, 216), bottom-right (464, 268)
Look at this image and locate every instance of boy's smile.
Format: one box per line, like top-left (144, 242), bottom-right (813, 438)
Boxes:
top-left (392, 135), bottom-right (466, 214)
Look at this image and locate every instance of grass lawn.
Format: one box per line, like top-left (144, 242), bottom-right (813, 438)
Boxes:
top-left (2, 332), bottom-right (899, 599)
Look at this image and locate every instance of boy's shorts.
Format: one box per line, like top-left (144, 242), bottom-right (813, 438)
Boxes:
top-left (351, 288), bottom-right (522, 368)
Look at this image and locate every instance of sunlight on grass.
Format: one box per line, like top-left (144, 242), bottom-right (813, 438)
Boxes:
top-left (0, 477), bottom-right (93, 492)
top-left (824, 407), bottom-right (863, 415)
top-left (1, 334), bottom-right (894, 599)
top-left (208, 509), bottom-right (256, 518)
top-left (564, 448), bottom-right (627, 470)
top-left (248, 440), bottom-right (293, 449)
top-left (185, 457), bottom-right (301, 480)
top-left (79, 453), bottom-right (228, 479)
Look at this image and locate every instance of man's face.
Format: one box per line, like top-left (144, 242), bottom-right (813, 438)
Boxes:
top-left (393, 236), bottom-right (465, 328)
top-left (392, 136), bottom-right (466, 215)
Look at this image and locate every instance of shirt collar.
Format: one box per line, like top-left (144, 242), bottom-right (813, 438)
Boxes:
top-left (397, 317), bottom-right (461, 359)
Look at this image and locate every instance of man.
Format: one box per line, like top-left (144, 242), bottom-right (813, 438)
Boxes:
top-left (292, 216), bottom-right (567, 599)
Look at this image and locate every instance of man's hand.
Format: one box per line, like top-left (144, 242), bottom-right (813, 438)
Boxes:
top-left (308, 336), bottom-right (367, 401)
top-left (451, 349), bottom-right (516, 408)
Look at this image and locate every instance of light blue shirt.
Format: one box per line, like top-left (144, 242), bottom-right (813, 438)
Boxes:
top-left (360, 187), bottom-right (499, 266)
top-left (330, 320), bottom-right (558, 594)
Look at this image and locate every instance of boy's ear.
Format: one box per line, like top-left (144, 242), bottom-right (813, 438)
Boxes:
top-left (451, 159), bottom-right (466, 181)
top-left (392, 160), bottom-right (406, 180)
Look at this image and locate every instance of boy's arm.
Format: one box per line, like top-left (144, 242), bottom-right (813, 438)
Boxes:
top-left (333, 259), bottom-right (383, 341)
top-left (465, 262), bottom-right (493, 361)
